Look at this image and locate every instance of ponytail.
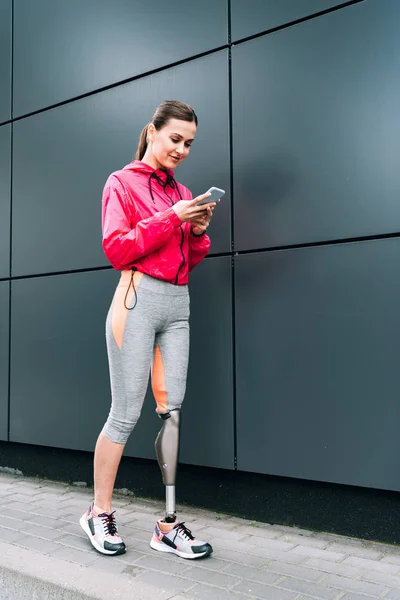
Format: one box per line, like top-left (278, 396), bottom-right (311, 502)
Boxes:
top-left (135, 124), bottom-right (149, 160)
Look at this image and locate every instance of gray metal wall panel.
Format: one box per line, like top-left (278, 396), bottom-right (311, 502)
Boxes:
top-left (231, 0), bottom-right (351, 41)
top-left (0, 281), bottom-right (9, 441)
top-left (0, 0), bottom-right (11, 124)
top-left (10, 258), bottom-right (234, 470)
top-left (13, 0), bottom-right (228, 117)
top-left (9, 269), bottom-right (119, 449)
top-left (235, 238), bottom-right (400, 491)
top-left (125, 256), bottom-right (234, 470)
top-left (12, 51), bottom-right (230, 277)
top-left (0, 125), bottom-right (11, 279)
top-left (232, 0), bottom-right (400, 251)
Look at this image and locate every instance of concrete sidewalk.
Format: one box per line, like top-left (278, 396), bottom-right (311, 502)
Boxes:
top-left (1, 471), bottom-right (400, 599)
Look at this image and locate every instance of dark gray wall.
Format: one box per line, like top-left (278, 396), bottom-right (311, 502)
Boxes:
top-left (235, 238), bottom-right (400, 490)
top-left (0, 0), bottom-right (11, 124)
top-left (232, 0), bottom-right (400, 251)
top-left (2, 0), bottom-right (400, 492)
top-left (0, 125), bottom-right (10, 279)
top-left (13, 0), bottom-right (228, 117)
top-left (231, 0), bottom-right (349, 40)
top-left (0, 282), bottom-right (9, 441)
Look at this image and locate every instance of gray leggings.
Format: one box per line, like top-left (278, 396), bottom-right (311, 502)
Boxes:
top-left (102, 270), bottom-right (190, 445)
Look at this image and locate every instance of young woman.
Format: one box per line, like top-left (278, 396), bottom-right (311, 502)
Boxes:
top-left (80, 100), bottom-right (216, 560)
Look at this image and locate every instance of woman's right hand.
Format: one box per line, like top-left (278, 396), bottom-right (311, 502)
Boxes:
top-left (172, 194), bottom-right (216, 223)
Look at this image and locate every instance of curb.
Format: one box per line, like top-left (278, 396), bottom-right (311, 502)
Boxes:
top-left (0, 541), bottom-right (169, 600)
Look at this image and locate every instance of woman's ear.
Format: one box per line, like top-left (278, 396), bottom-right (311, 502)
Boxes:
top-left (147, 123), bottom-right (155, 143)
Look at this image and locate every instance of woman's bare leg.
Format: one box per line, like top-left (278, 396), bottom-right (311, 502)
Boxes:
top-left (93, 433), bottom-right (125, 513)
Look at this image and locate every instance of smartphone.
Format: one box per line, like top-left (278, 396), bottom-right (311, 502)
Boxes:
top-left (197, 187), bottom-right (226, 206)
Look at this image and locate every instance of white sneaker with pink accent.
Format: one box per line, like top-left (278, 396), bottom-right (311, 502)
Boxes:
top-left (79, 503), bottom-right (126, 556)
top-left (150, 520), bottom-right (213, 559)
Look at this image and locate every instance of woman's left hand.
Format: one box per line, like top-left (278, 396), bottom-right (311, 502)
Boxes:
top-left (190, 206), bottom-right (214, 235)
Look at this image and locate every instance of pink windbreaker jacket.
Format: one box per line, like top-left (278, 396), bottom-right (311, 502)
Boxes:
top-left (101, 160), bottom-right (211, 284)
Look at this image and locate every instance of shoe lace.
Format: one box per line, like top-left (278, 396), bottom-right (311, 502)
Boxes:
top-left (174, 522), bottom-right (194, 542)
top-left (100, 511), bottom-right (118, 536)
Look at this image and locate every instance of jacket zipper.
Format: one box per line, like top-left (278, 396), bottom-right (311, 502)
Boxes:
top-left (165, 187), bottom-right (185, 285)
top-left (174, 226), bottom-right (185, 285)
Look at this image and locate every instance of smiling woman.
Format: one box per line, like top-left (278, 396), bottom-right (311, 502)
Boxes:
top-left (137, 101), bottom-right (197, 169)
top-left (79, 100), bottom-right (216, 560)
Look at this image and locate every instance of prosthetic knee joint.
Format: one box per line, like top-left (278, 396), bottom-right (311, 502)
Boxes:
top-left (155, 409), bottom-right (180, 522)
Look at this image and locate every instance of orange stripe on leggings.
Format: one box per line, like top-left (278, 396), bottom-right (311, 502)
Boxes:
top-left (111, 271), bottom-right (143, 350)
top-left (152, 344), bottom-right (168, 414)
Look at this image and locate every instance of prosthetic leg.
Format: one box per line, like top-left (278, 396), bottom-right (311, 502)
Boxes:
top-left (152, 408), bottom-right (213, 557)
top-left (155, 409), bottom-right (180, 522)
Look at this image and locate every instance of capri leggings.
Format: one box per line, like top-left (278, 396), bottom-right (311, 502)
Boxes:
top-left (102, 269), bottom-right (190, 445)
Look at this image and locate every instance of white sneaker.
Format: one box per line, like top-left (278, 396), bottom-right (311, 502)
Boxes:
top-left (150, 520), bottom-right (213, 559)
top-left (79, 503), bottom-right (126, 556)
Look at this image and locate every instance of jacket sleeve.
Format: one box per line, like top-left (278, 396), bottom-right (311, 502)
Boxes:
top-left (188, 228), bottom-right (211, 271)
top-left (102, 176), bottom-right (182, 270)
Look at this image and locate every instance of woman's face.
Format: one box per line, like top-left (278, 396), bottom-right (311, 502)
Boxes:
top-left (147, 118), bottom-right (197, 170)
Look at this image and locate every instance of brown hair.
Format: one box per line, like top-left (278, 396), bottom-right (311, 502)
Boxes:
top-left (135, 100), bottom-right (198, 161)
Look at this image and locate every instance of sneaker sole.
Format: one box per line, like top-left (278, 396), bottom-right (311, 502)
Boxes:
top-left (150, 538), bottom-right (212, 559)
top-left (79, 514), bottom-right (126, 556)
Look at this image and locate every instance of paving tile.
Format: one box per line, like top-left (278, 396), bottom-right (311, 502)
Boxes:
top-left (135, 553), bottom-right (192, 575)
top-left (199, 527), bottom-right (249, 542)
top-left (181, 565), bottom-right (241, 589)
top-left (382, 554), bottom-right (400, 567)
top-left (58, 521), bottom-right (86, 536)
top-left (187, 557), bottom-right (228, 571)
top-left (0, 516), bottom-right (25, 531)
top-left (189, 518), bottom-right (238, 532)
top-left (25, 515), bottom-right (67, 529)
top-left (326, 543), bottom-right (384, 560)
top-left (204, 536), bottom-right (261, 554)
top-left (183, 583), bottom-right (250, 599)
top-left (3, 501), bottom-right (35, 512)
top-left (271, 525), bottom-right (315, 537)
top-left (277, 576), bottom-right (340, 599)
top-left (214, 548), bottom-right (269, 568)
top-left (22, 523), bottom-right (65, 541)
top-left (208, 536), bottom-right (308, 564)
top-left (385, 590), bottom-right (400, 600)
top-left (90, 555), bottom-right (144, 576)
top-left (250, 545), bottom-right (315, 564)
top-left (360, 569), bottom-right (400, 589)
top-left (290, 546), bottom-right (346, 562)
top-left (232, 524), bottom-right (281, 539)
top-left (304, 558), bottom-right (363, 579)
top-left (56, 533), bottom-right (92, 551)
top-left (339, 595), bottom-right (381, 600)
top-left (266, 560), bottom-right (325, 582)
top-left (0, 507), bottom-right (30, 520)
top-left (51, 545), bottom-right (100, 566)
top-left (233, 580), bottom-right (300, 600)
top-left (15, 535), bottom-right (61, 555)
top-left (134, 570), bottom-right (194, 597)
top-left (342, 556), bottom-right (400, 575)
top-left (113, 549), bottom-right (148, 564)
top-left (59, 512), bottom-right (80, 523)
top-left (241, 535), bottom-right (296, 551)
top-left (4, 493), bottom-right (38, 503)
top-left (222, 563), bottom-right (283, 585)
top-left (124, 527), bottom-right (153, 542)
top-left (323, 573), bottom-right (388, 597)
top-left (0, 527), bottom-right (25, 544)
top-left (279, 534), bottom-right (330, 549)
